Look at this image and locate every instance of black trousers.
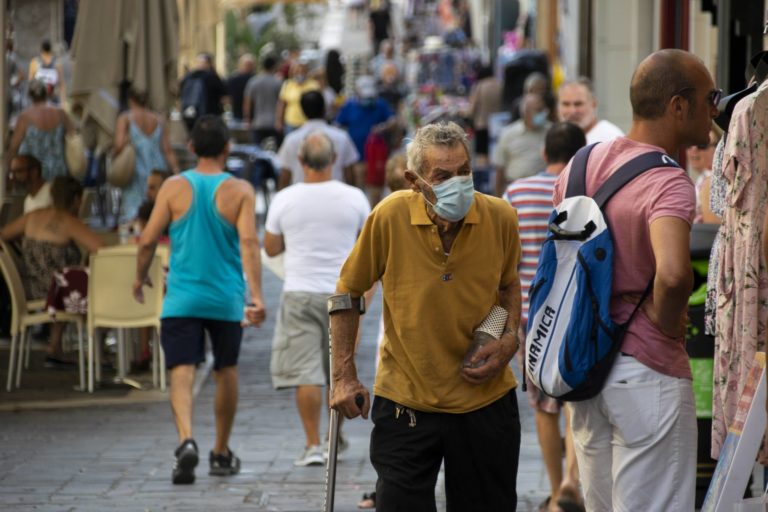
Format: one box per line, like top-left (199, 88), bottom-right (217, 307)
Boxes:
top-left (370, 391), bottom-right (520, 512)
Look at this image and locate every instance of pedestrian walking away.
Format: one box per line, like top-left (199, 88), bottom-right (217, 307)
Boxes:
top-left (133, 115), bottom-right (267, 485)
top-left (265, 130), bottom-right (370, 467)
top-left (329, 121), bottom-right (523, 511)
top-left (551, 49), bottom-right (719, 511)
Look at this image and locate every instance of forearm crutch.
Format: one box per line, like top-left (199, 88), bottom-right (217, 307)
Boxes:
top-left (323, 323), bottom-right (363, 512)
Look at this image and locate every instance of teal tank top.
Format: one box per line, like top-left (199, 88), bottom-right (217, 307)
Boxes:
top-left (161, 170), bottom-right (245, 321)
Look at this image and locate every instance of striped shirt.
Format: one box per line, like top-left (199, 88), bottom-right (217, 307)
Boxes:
top-left (503, 172), bottom-right (557, 325)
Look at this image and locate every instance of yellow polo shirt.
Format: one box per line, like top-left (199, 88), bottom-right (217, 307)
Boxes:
top-left (279, 79), bottom-right (320, 127)
top-left (337, 190), bottom-right (521, 413)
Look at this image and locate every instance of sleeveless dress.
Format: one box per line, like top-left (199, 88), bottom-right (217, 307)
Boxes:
top-left (19, 124), bottom-right (67, 181)
top-left (120, 120), bottom-right (167, 222)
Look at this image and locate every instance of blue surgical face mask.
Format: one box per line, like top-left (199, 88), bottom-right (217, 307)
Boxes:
top-left (532, 110), bottom-right (549, 129)
top-left (419, 174), bottom-right (475, 222)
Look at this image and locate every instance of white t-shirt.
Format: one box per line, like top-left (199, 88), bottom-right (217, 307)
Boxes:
top-left (265, 181), bottom-right (370, 293)
top-left (491, 120), bottom-right (549, 181)
top-left (277, 120), bottom-right (360, 184)
top-left (23, 182), bottom-right (52, 213)
top-left (586, 119), bottom-right (624, 144)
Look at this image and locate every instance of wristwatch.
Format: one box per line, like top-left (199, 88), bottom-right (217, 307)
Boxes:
top-left (327, 293), bottom-right (366, 315)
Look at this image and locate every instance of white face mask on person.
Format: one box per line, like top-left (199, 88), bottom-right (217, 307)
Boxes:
top-left (418, 174), bottom-right (475, 222)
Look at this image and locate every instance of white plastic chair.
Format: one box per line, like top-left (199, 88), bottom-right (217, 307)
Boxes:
top-left (0, 247), bottom-right (86, 391)
top-left (87, 245), bottom-right (165, 393)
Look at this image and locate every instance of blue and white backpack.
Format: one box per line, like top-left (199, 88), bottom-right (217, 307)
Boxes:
top-left (524, 143), bottom-right (681, 401)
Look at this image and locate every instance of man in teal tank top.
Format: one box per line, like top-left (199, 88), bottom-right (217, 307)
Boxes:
top-left (134, 116), bottom-right (267, 485)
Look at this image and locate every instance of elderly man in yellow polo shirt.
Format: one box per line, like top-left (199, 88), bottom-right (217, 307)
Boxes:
top-left (329, 121), bottom-right (522, 510)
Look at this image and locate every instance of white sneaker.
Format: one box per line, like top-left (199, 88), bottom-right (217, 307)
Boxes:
top-left (294, 444), bottom-right (325, 467)
top-left (323, 435), bottom-right (349, 461)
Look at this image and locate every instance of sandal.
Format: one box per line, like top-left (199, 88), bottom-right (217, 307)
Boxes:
top-left (357, 491), bottom-right (376, 509)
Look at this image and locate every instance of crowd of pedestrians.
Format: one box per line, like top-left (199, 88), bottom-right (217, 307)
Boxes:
top-left (4, 2), bottom-right (768, 512)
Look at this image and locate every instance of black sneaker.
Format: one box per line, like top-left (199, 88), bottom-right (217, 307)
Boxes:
top-left (172, 438), bottom-right (199, 484)
top-left (209, 448), bottom-right (241, 476)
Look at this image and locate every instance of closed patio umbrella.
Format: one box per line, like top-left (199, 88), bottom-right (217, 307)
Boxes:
top-left (69, 0), bottom-right (179, 144)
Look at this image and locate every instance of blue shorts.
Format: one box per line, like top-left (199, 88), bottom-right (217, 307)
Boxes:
top-left (160, 317), bottom-right (242, 370)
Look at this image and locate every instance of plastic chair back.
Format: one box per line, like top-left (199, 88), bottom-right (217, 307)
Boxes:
top-left (88, 245), bottom-right (164, 335)
top-left (0, 248), bottom-right (24, 337)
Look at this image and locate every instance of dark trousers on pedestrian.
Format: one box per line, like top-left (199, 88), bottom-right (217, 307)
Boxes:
top-left (370, 391), bottom-right (520, 511)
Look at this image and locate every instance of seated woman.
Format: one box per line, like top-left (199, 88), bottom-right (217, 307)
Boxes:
top-left (0, 176), bottom-right (102, 365)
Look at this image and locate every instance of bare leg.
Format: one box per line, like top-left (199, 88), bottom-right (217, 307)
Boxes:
top-left (559, 405), bottom-right (583, 504)
top-left (169, 364), bottom-right (196, 443)
top-left (535, 410), bottom-right (564, 505)
top-left (212, 366), bottom-right (238, 454)
top-left (47, 322), bottom-right (66, 356)
top-left (297, 385), bottom-right (323, 447)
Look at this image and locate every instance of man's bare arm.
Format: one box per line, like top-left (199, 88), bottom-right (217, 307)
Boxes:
top-left (235, 182), bottom-right (266, 326)
top-left (648, 216), bottom-right (693, 337)
top-left (329, 293), bottom-right (370, 419)
top-left (133, 180), bottom-right (174, 302)
top-left (263, 231), bottom-right (285, 257)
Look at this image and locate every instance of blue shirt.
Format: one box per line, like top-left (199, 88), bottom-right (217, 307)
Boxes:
top-left (162, 170), bottom-right (245, 321)
top-left (335, 98), bottom-right (393, 158)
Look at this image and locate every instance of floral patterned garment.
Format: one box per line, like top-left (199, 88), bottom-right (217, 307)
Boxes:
top-left (704, 137), bottom-right (727, 336)
top-left (21, 238), bottom-right (81, 300)
top-left (45, 266), bottom-right (88, 317)
top-left (713, 79), bottom-right (768, 461)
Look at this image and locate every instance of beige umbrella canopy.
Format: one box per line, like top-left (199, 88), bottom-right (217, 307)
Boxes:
top-left (177, 0), bottom-right (219, 76)
top-left (70, 0), bottom-right (179, 144)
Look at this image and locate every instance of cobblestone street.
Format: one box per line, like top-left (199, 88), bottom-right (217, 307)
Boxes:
top-left (0, 264), bottom-right (548, 511)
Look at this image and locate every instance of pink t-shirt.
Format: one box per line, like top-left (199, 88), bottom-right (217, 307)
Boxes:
top-left (553, 137), bottom-right (695, 379)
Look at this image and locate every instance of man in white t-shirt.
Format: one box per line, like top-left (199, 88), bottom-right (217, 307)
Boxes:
top-left (557, 77), bottom-right (624, 144)
top-left (264, 130), bottom-right (370, 467)
top-left (9, 155), bottom-right (52, 213)
top-left (276, 90), bottom-right (359, 189)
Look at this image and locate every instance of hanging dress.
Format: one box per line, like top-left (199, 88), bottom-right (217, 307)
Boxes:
top-left (713, 79), bottom-right (768, 461)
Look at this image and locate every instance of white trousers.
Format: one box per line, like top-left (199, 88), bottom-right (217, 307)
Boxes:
top-left (567, 356), bottom-right (697, 512)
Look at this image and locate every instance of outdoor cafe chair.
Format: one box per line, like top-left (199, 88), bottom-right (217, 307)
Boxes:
top-left (87, 245), bottom-right (165, 393)
top-left (0, 245), bottom-right (86, 392)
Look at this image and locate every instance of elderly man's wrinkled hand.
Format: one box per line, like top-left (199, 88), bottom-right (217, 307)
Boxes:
top-left (330, 377), bottom-right (370, 420)
top-left (460, 333), bottom-right (518, 385)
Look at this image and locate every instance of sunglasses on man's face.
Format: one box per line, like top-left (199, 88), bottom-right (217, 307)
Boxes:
top-left (671, 87), bottom-right (723, 108)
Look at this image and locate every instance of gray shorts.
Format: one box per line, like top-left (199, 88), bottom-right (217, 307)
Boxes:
top-left (270, 291), bottom-right (330, 389)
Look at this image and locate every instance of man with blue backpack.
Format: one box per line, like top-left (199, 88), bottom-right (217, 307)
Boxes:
top-left (526, 49), bottom-right (719, 510)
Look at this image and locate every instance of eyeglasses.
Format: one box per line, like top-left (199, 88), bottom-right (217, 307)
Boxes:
top-left (670, 87), bottom-right (723, 107)
top-left (708, 89), bottom-right (723, 107)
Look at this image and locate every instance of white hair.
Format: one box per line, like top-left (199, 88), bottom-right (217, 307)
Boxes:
top-left (406, 122), bottom-right (470, 176)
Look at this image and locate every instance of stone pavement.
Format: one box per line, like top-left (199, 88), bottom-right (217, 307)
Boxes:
top-left (0, 261), bottom-right (549, 511)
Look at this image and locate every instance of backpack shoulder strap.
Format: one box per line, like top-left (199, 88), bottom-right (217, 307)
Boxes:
top-left (592, 152), bottom-right (681, 209)
top-left (565, 143), bottom-right (599, 198)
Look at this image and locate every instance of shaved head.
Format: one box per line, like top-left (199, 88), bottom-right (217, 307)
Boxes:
top-left (630, 49), bottom-right (708, 120)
